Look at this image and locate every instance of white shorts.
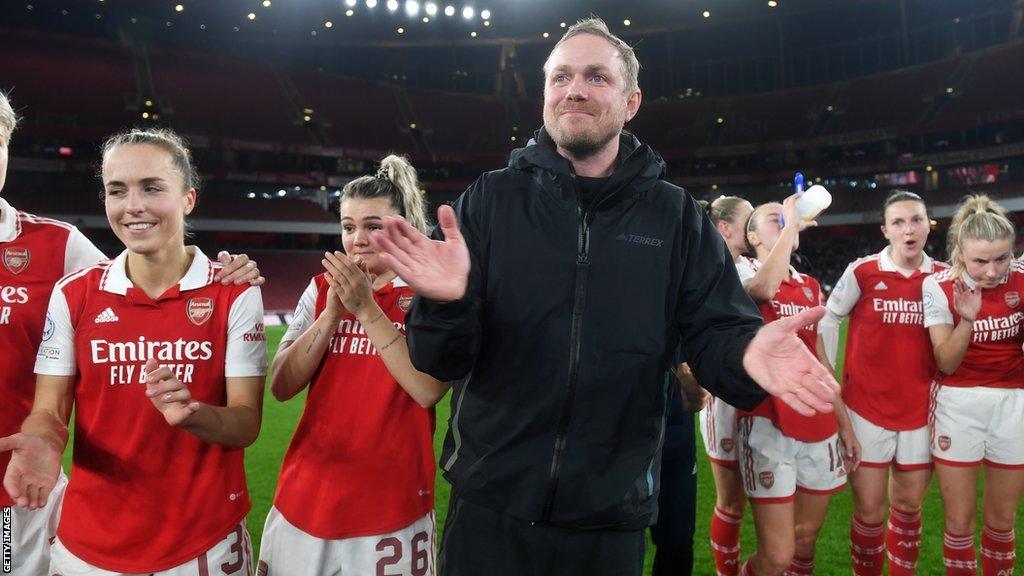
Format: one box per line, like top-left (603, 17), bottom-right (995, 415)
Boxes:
top-left (10, 469), bottom-right (67, 576)
top-left (737, 416), bottom-right (848, 504)
top-left (51, 521), bottom-right (253, 575)
top-left (931, 386), bottom-right (1024, 468)
top-left (257, 506), bottom-right (436, 576)
top-left (847, 407), bottom-right (931, 471)
top-left (699, 396), bottom-right (740, 467)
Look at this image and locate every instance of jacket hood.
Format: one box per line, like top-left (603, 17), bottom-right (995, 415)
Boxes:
top-left (508, 127), bottom-right (668, 199)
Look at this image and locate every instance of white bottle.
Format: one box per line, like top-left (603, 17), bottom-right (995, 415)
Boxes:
top-left (796, 185), bottom-right (832, 221)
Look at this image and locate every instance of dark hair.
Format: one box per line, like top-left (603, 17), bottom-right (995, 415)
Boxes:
top-left (341, 155), bottom-right (429, 233)
top-left (881, 189), bottom-right (926, 222)
top-left (100, 128), bottom-right (200, 192)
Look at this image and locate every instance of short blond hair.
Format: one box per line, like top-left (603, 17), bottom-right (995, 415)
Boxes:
top-left (543, 17), bottom-right (640, 94)
top-left (0, 91), bottom-right (18, 144)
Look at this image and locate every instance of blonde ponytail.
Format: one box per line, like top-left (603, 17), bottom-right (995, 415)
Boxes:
top-left (377, 155), bottom-right (429, 233)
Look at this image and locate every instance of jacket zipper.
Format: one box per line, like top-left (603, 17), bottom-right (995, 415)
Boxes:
top-left (540, 181), bottom-right (597, 523)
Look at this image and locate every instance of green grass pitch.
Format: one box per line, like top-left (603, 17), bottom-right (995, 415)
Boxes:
top-left (63, 322), bottom-right (1024, 573)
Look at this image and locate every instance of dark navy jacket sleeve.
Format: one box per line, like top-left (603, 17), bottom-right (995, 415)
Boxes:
top-left (675, 194), bottom-right (768, 411)
top-left (405, 177), bottom-right (487, 381)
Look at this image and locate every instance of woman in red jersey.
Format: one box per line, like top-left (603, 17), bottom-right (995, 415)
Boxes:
top-left (821, 190), bottom-right (944, 576)
top-left (699, 195), bottom-right (755, 576)
top-left (260, 155), bottom-right (448, 576)
top-left (1, 127), bottom-right (268, 575)
top-left (736, 194), bottom-right (860, 576)
top-left (923, 195), bottom-right (1024, 576)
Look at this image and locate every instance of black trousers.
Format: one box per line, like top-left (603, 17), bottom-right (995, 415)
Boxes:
top-left (438, 496), bottom-right (646, 576)
top-left (650, 418), bottom-right (698, 576)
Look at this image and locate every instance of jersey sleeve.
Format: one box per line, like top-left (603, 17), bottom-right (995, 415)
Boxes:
top-left (821, 262), bottom-right (862, 365)
top-left (34, 289), bottom-right (77, 376)
top-left (734, 258), bottom-right (756, 285)
top-left (63, 228), bottom-right (107, 275)
top-left (225, 286), bottom-right (269, 378)
top-left (923, 275), bottom-right (954, 328)
top-left (281, 279), bottom-right (318, 345)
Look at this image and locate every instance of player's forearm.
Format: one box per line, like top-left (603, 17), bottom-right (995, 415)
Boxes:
top-left (358, 304), bottom-right (450, 408)
top-left (832, 394), bottom-right (853, 432)
top-left (746, 227), bottom-right (797, 302)
top-left (180, 403), bottom-right (261, 447)
top-left (20, 411), bottom-right (69, 454)
top-left (270, 311), bottom-right (338, 401)
top-left (934, 321), bottom-right (972, 374)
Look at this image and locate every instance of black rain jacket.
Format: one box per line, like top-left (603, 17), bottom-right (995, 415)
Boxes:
top-left (406, 129), bottom-right (766, 529)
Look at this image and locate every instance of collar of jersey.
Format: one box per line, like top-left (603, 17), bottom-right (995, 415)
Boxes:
top-left (100, 246), bottom-right (215, 297)
top-left (879, 246), bottom-right (935, 275)
top-left (0, 198), bottom-right (21, 243)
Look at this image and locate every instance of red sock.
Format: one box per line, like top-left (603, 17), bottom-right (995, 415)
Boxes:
top-left (981, 526), bottom-right (1015, 576)
top-left (943, 531), bottom-right (977, 576)
top-left (711, 507), bottom-right (743, 576)
top-left (887, 507), bottom-right (922, 575)
top-left (784, 556), bottom-right (814, 575)
top-left (851, 515), bottom-right (886, 576)
top-left (740, 560), bottom-right (758, 576)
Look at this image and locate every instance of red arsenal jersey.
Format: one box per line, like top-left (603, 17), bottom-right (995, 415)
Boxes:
top-left (827, 248), bottom-right (947, 430)
top-left (0, 198), bottom-right (104, 507)
top-left (273, 274), bottom-right (436, 539)
top-left (34, 248), bottom-right (267, 572)
top-left (923, 262), bottom-right (1024, 389)
top-left (738, 257), bottom-right (836, 442)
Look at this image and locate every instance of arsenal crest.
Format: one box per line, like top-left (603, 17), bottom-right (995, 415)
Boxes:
top-left (187, 297), bottom-right (214, 326)
top-left (398, 294), bottom-right (413, 313)
top-left (3, 247), bottom-right (30, 275)
top-left (1006, 292), bottom-right (1020, 308)
top-left (938, 435), bottom-right (951, 452)
top-left (720, 438), bottom-right (734, 453)
top-left (802, 287), bottom-right (815, 302)
top-left (758, 471), bottom-right (775, 489)
top-left (256, 561), bottom-right (269, 576)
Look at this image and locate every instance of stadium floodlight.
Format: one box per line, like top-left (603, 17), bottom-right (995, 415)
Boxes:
top-left (425, 2), bottom-right (438, 16)
top-left (405, 1), bottom-right (419, 17)
top-left (345, 0), bottom-right (357, 6)
top-left (346, 9), bottom-right (354, 16)
top-left (277, 190), bottom-right (287, 197)
top-left (444, 4), bottom-right (455, 16)
top-left (480, 9), bottom-right (490, 19)
top-left (366, 0), bottom-right (378, 6)
top-left (387, 0), bottom-right (399, 11)
top-left (462, 5), bottom-right (474, 19)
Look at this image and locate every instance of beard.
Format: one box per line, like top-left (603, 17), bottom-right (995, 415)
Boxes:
top-left (547, 110), bottom-right (622, 159)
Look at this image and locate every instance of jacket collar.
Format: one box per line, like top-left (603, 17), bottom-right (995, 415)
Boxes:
top-left (508, 127), bottom-right (667, 207)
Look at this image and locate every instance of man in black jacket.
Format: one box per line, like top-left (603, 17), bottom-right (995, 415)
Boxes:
top-left (372, 17), bottom-right (839, 576)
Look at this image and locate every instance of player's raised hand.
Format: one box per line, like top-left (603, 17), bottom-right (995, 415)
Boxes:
top-left (781, 192), bottom-right (817, 231)
top-left (144, 358), bottom-right (200, 426)
top-left (742, 306), bottom-right (839, 416)
top-left (952, 278), bottom-right (981, 322)
top-left (370, 204), bottom-right (470, 302)
top-left (215, 251), bottom-right (265, 286)
top-left (323, 251), bottom-right (376, 317)
top-left (0, 433), bottom-right (61, 510)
